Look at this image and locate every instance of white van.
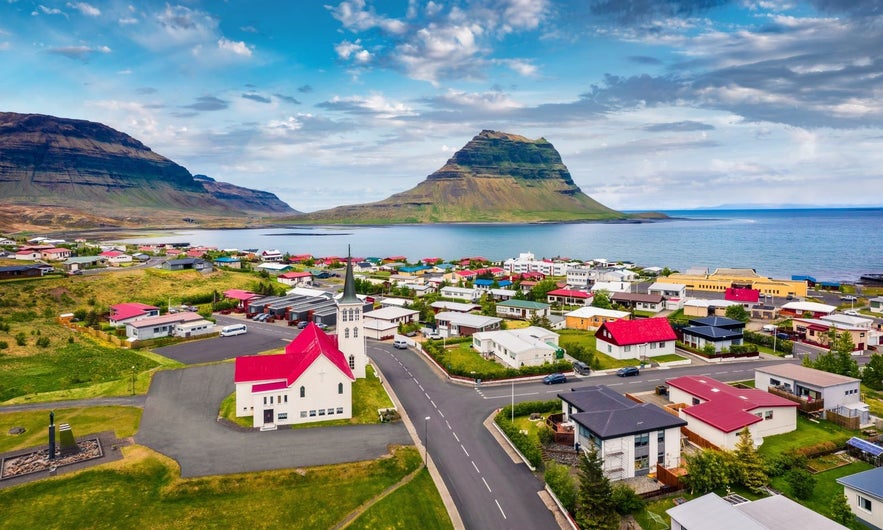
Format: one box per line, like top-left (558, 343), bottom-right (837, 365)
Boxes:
top-left (761, 324), bottom-right (777, 333)
top-left (220, 324), bottom-right (247, 337)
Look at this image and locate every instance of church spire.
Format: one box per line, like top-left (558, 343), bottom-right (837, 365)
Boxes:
top-left (339, 245), bottom-right (360, 304)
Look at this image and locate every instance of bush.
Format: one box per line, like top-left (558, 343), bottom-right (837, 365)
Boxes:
top-left (537, 424), bottom-right (555, 447)
top-left (495, 415), bottom-right (543, 469)
top-left (0, 341), bottom-right (7, 350)
top-left (544, 461), bottom-right (577, 514)
top-left (611, 484), bottom-right (644, 515)
top-left (14, 332), bottom-right (26, 346)
top-left (35, 336), bottom-right (50, 348)
top-left (763, 452), bottom-right (806, 477)
top-left (744, 330), bottom-right (793, 354)
top-left (791, 441), bottom-right (839, 458)
top-left (786, 468), bottom-right (816, 500)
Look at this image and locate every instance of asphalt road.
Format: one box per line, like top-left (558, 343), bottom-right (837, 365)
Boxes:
top-left (370, 343), bottom-right (794, 530)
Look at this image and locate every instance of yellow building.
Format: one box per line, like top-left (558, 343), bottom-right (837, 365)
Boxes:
top-left (665, 268), bottom-right (807, 298)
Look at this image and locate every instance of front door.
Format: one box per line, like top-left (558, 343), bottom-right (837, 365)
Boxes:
top-left (263, 409), bottom-right (274, 424)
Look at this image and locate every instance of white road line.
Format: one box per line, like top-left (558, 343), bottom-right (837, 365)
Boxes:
top-left (430, 400), bottom-right (437, 409)
top-left (461, 444), bottom-right (470, 457)
top-left (446, 420), bottom-right (452, 430)
top-left (453, 432), bottom-right (460, 443)
top-left (472, 461), bottom-right (480, 473)
top-left (482, 477), bottom-right (492, 492)
top-left (648, 378), bottom-right (660, 382)
top-left (418, 384), bottom-right (424, 391)
top-left (481, 392), bottom-right (540, 400)
top-left (413, 377), bottom-right (418, 383)
top-left (495, 499), bottom-right (506, 519)
top-left (424, 392), bottom-right (430, 399)
top-left (607, 382), bottom-right (623, 386)
top-left (438, 411), bottom-right (445, 418)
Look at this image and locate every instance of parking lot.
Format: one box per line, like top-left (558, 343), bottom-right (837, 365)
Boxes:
top-left (153, 314), bottom-right (299, 364)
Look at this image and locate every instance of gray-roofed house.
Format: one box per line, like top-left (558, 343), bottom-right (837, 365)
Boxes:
top-left (471, 327), bottom-right (560, 369)
top-left (162, 258), bottom-right (212, 272)
top-left (667, 492), bottom-right (848, 530)
top-left (681, 316), bottom-right (746, 353)
top-left (837, 460), bottom-right (883, 529)
top-left (495, 299), bottom-right (551, 320)
top-left (434, 311), bottom-right (502, 337)
top-left (363, 306), bottom-right (420, 340)
top-left (558, 386), bottom-right (686, 480)
top-left (755, 363), bottom-right (867, 422)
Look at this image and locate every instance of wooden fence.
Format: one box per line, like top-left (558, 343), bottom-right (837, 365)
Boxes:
top-left (681, 427), bottom-right (721, 451)
top-left (655, 463), bottom-right (687, 490)
top-left (767, 386), bottom-right (825, 413)
top-left (826, 409), bottom-right (860, 430)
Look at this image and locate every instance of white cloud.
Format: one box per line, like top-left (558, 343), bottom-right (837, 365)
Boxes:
top-left (217, 37), bottom-right (252, 57)
top-left (66, 2), bottom-right (100, 16)
top-left (118, 17), bottom-right (138, 25)
top-left (334, 39), bottom-right (370, 62)
top-left (328, 0), bottom-right (407, 35)
top-left (33, 5), bottom-right (65, 16)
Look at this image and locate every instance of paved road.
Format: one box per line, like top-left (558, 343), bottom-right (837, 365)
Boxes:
top-left (370, 343), bottom-right (794, 530)
top-left (135, 363), bottom-right (411, 477)
top-left (0, 395), bottom-right (146, 412)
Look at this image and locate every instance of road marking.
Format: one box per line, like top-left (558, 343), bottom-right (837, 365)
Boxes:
top-left (430, 400), bottom-right (437, 408)
top-left (418, 384), bottom-right (424, 391)
top-left (438, 411), bottom-right (445, 418)
top-left (461, 444), bottom-right (469, 457)
top-left (413, 377), bottom-right (418, 383)
top-left (481, 392), bottom-right (539, 400)
top-left (482, 477), bottom-right (492, 492)
top-left (446, 420), bottom-right (452, 430)
top-left (453, 432), bottom-right (460, 443)
top-left (472, 460), bottom-right (480, 473)
top-left (424, 392), bottom-right (430, 400)
top-left (648, 378), bottom-right (660, 382)
top-left (607, 382), bottom-right (623, 386)
top-left (495, 499), bottom-right (506, 519)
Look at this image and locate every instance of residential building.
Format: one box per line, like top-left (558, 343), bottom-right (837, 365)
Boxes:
top-left (124, 312), bottom-right (208, 340)
top-left (0, 264), bottom-right (46, 280)
top-left (648, 282), bottom-right (687, 310)
top-left (108, 302), bottom-right (160, 327)
top-left (664, 267), bottom-right (808, 298)
top-left (233, 323), bottom-right (355, 429)
top-left (591, 281), bottom-right (632, 294)
top-left (680, 316), bottom-right (746, 353)
top-left (558, 386), bottom-right (686, 480)
top-left (755, 363), bottom-right (868, 423)
top-left (213, 256), bottom-right (241, 269)
top-left (14, 250), bottom-right (40, 260)
top-left (667, 492), bottom-right (848, 530)
top-left (564, 306), bottom-right (630, 331)
top-left (100, 250), bottom-right (133, 266)
top-left (162, 258), bottom-right (212, 271)
top-left (683, 298), bottom-right (742, 317)
top-left (791, 315), bottom-right (871, 351)
top-left (472, 327), bottom-right (560, 368)
top-left (503, 251), bottom-right (572, 276)
top-left (41, 248), bottom-right (71, 261)
top-left (434, 311), bottom-right (502, 337)
top-left (546, 288), bottom-right (593, 306)
top-left (610, 292), bottom-right (665, 313)
top-left (440, 286), bottom-right (480, 302)
top-left (260, 249), bottom-right (284, 262)
top-left (363, 306), bottom-right (420, 340)
top-left (870, 296), bottom-right (883, 314)
top-left (594, 318), bottom-right (677, 360)
top-left (837, 466), bottom-right (883, 530)
top-left (488, 288), bottom-right (517, 301)
top-left (430, 301), bottom-right (480, 313)
top-left (495, 299), bottom-right (551, 320)
top-left (277, 271), bottom-right (312, 286)
top-left (666, 375), bottom-right (797, 450)
top-left (566, 265), bottom-right (594, 288)
top-left (780, 301), bottom-right (836, 318)
top-left (257, 262), bottom-right (292, 275)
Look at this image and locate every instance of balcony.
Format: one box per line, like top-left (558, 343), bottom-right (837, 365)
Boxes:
top-left (767, 386), bottom-right (824, 413)
top-left (545, 413), bottom-right (575, 445)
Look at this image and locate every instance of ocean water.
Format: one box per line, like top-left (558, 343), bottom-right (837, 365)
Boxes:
top-left (118, 208), bottom-right (882, 282)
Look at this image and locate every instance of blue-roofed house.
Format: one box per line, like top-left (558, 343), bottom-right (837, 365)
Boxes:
top-left (837, 466), bottom-right (883, 530)
top-left (681, 316), bottom-right (746, 353)
top-left (213, 256), bottom-right (242, 269)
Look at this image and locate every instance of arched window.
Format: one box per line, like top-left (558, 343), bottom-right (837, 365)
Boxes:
top-left (342, 310), bottom-right (348, 322)
top-left (354, 328), bottom-right (358, 338)
top-left (348, 355), bottom-right (355, 370)
top-left (354, 309), bottom-right (359, 320)
top-left (344, 328), bottom-right (350, 338)
top-left (338, 382), bottom-right (344, 394)
top-left (299, 386), bottom-right (305, 398)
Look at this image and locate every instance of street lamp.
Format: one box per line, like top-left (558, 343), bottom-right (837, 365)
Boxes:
top-left (424, 416), bottom-right (430, 467)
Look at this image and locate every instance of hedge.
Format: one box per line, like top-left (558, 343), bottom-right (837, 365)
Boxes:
top-left (494, 400), bottom-right (561, 469)
top-left (744, 330), bottom-right (793, 354)
top-left (423, 340), bottom-right (572, 381)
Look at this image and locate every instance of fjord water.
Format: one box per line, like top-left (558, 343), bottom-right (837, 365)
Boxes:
top-left (121, 208), bottom-right (882, 282)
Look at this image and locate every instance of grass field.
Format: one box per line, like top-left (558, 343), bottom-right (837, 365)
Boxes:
top-left (0, 445), bottom-right (441, 529)
top-left (440, 343), bottom-right (509, 376)
top-left (861, 384), bottom-right (883, 417)
top-left (652, 353), bottom-right (688, 363)
top-left (758, 416), bottom-right (855, 458)
top-left (349, 468), bottom-right (453, 530)
top-left (556, 329), bottom-right (640, 369)
top-left (770, 461), bottom-right (873, 528)
top-left (0, 406), bottom-right (141, 453)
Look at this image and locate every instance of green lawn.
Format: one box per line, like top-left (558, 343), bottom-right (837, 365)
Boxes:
top-left (439, 343), bottom-right (509, 376)
top-left (758, 416), bottom-right (854, 458)
top-left (861, 384), bottom-right (883, 417)
top-left (349, 468), bottom-right (453, 530)
top-left (0, 406), bottom-right (142, 453)
top-left (653, 353), bottom-right (688, 363)
top-left (770, 461), bottom-right (873, 528)
top-left (557, 329), bottom-right (640, 369)
top-left (0, 445), bottom-right (435, 529)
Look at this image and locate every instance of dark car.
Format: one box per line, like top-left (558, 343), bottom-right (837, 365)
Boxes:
top-left (616, 366), bottom-right (640, 377)
top-left (543, 373), bottom-right (567, 385)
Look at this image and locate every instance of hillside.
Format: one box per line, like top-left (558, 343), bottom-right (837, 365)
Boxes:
top-left (294, 130), bottom-right (630, 224)
top-left (0, 112), bottom-right (297, 230)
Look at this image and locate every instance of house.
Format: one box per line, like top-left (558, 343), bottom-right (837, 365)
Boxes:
top-left (124, 312), bottom-right (209, 340)
top-left (173, 319), bottom-right (216, 338)
top-left (495, 299), bottom-right (551, 320)
top-left (558, 386), bottom-right (686, 480)
top-left (594, 318), bottom-right (677, 360)
top-left (434, 312), bottom-right (502, 337)
top-left (610, 292), bottom-right (665, 313)
top-left (755, 363), bottom-right (868, 423)
top-left (666, 375), bottom-right (797, 450)
top-left (277, 271), bottom-right (312, 286)
top-left (62, 256), bottom-right (105, 272)
top-left (14, 250), bottom-right (40, 260)
top-left (564, 306), bottom-right (630, 331)
top-left (257, 262), bottom-right (293, 275)
top-left (680, 316), bottom-right (746, 353)
top-left (213, 256), bottom-right (242, 269)
top-left (430, 301), bottom-right (480, 313)
top-left (162, 258), bottom-right (212, 272)
top-left (591, 281), bottom-right (632, 294)
top-left (683, 298), bottom-right (743, 317)
top-left (503, 251), bottom-right (571, 276)
top-left (725, 287), bottom-right (760, 304)
top-left (837, 466), bottom-right (883, 530)
top-left (648, 282), bottom-right (687, 300)
top-left (780, 301), bottom-right (836, 318)
top-left (260, 249), bottom-right (284, 262)
top-left (471, 327), bottom-right (561, 368)
top-left (233, 323), bottom-right (355, 429)
top-left (440, 286), bottom-right (479, 302)
top-left (41, 248), bottom-right (71, 261)
top-left (108, 303), bottom-right (160, 327)
top-left (791, 315), bottom-right (871, 351)
top-left (546, 288), bottom-right (593, 306)
top-left (0, 264), bottom-right (47, 280)
top-left (488, 288), bottom-right (517, 301)
top-left (100, 250), bottom-right (133, 266)
top-left (667, 492), bottom-right (848, 530)
top-left (870, 296), bottom-right (883, 314)
top-left (363, 306), bottom-right (420, 340)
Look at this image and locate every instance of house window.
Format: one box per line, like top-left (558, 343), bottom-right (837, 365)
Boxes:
top-left (284, 395), bottom-right (288, 403)
top-left (300, 386), bottom-right (306, 398)
top-left (858, 495), bottom-right (872, 512)
top-left (770, 378), bottom-right (781, 386)
top-left (658, 342), bottom-right (665, 348)
top-left (263, 396), bottom-right (267, 405)
top-left (269, 396), bottom-right (273, 405)
top-left (657, 430), bottom-right (665, 444)
top-left (309, 410), bottom-right (316, 417)
top-left (338, 382), bottom-right (344, 394)
top-left (634, 455), bottom-right (649, 471)
top-left (349, 355), bottom-right (355, 370)
top-left (764, 410), bottom-right (773, 420)
top-left (692, 398), bottom-right (700, 406)
top-left (337, 407), bottom-right (344, 414)
top-left (318, 409), bottom-right (326, 416)
top-left (327, 408), bottom-right (334, 415)
top-left (607, 345), bottom-right (612, 353)
top-left (278, 412), bottom-right (288, 420)
top-left (635, 433), bottom-right (649, 447)
top-left (300, 411), bottom-right (307, 418)
top-left (624, 345), bottom-right (631, 352)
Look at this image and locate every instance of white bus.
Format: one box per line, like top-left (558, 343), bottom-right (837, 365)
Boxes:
top-left (220, 324), bottom-right (247, 337)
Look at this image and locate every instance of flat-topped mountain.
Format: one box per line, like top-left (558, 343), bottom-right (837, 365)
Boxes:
top-left (295, 130), bottom-right (629, 224)
top-left (0, 112), bottom-right (296, 229)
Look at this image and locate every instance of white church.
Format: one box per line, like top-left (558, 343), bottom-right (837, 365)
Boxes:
top-left (233, 250), bottom-right (368, 429)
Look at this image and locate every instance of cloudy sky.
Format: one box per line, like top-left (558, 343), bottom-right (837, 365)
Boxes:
top-left (2, 0), bottom-right (881, 212)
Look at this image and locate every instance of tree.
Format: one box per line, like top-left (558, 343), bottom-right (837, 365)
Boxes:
top-left (529, 279), bottom-right (559, 303)
top-left (805, 331), bottom-right (859, 377)
top-left (725, 304), bottom-right (750, 323)
top-left (862, 353), bottom-right (883, 390)
top-left (544, 461), bottom-right (577, 514)
top-left (829, 494), bottom-right (854, 526)
top-left (732, 428), bottom-right (767, 493)
top-left (575, 448), bottom-right (619, 530)
top-left (611, 483), bottom-right (644, 515)
top-left (685, 450), bottom-right (733, 494)
top-left (592, 290), bottom-right (612, 309)
top-left (786, 468), bottom-right (815, 500)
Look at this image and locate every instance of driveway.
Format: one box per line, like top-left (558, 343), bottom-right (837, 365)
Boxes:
top-left (135, 364), bottom-right (411, 478)
top-left (153, 315), bottom-right (299, 364)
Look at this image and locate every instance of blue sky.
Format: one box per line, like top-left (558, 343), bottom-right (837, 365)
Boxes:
top-left (2, 0), bottom-right (881, 212)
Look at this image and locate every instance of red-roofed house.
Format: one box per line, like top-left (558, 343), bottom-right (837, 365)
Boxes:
top-left (277, 271), bottom-right (313, 287)
top-left (595, 317), bottom-right (677, 360)
top-left (224, 289), bottom-right (260, 311)
top-left (547, 289), bottom-right (594, 307)
top-left (41, 248), bottom-right (71, 261)
top-left (15, 250), bottom-right (40, 261)
top-left (234, 324), bottom-right (355, 429)
top-left (666, 375), bottom-right (797, 449)
top-left (725, 287), bottom-right (760, 304)
top-left (109, 302), bottom-right (161, 326)
top-left (99, 250), bottom-right (133, 266)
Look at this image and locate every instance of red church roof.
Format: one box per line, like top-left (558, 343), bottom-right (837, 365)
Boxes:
top-left (595, 317), bottom-right (677, 346)
top-left (234, 323), bottom-right (355, 385)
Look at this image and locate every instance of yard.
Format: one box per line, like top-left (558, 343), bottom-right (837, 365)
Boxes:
top-left (758, 416), bottom-right (855, 458)
top-left (769, 460), bottom-right (873, 528)
top-left (862, 384), bottom-right (883, 418)
top-left (0, 406), bottom-right (142, 453)
top-left (436, 342), bottom-right (510, 377)
top-left (557, 329), bottom-right (640, 370)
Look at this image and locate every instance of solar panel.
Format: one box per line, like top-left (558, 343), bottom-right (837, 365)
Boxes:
top-left (847, 437), bottom-right (883, 457)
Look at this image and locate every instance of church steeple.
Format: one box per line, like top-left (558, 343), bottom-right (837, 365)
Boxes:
top-left (340, 245), bottom-right (360, 304)
top-left (336, 245), bottom-right (366, 378)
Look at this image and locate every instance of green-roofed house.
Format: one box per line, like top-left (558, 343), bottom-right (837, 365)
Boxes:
top-left (496, 299), bottom-right (551, 321)
top-left (62, 255), bottom-right (106, 272)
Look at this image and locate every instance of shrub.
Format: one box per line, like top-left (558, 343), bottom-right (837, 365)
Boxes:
top-left (544, 461), bottom-right (577, 514)
top-left (791, 441), bottom-right (838, 458)
top-left (0, 341), bottom-right (7, 350)
top-left (35, 336), bottom-right (50, 348)
top-left (786, 468), bottom-right (816, 500)
top-left (611, 483), bottom-right (644, 515)
top-left (494, 415), bottom-right (543, 469)
top-left (537, 424), bottom-right (555, 447)
top-left (14, 332), bottom-right (26, 346)
top-left (763, 452), bottom-right (806, 477)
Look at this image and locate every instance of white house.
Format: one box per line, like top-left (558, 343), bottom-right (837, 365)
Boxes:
top-left (434, 311), bottom-right (502, 337)
top-left (755, 363), bottom-right (868, 423)
top-left (99, 250), bottom-right (133, 266)
top-left (503, 251), bottom-right (572, 276)
top-left (837, 466), bottom-right (883, 530)
top-left (591, 281), bottom-right (633, 293)
top-left (440, 286), bottom-right (479, 302)
top-left (277, 271), bottom-right (312, 286)
top-left (566, 265), bottom-right (594, 288)
top-left (260, 249), bottom-right (284, 262)
top-left (594, 318), bottom-right (677, 360)
top-left (430, 301), bottom-right (480, 313)
top-left (668, 493), bottom-right (848, 530)
top-left (173, 319), bottom-right (216, 338)
top-left (666, 375), bottom-right (797, 450)
top-left (363, 306), bottom-right (420, 340)
top-left (648, 282), bottom-right (687, 310)
top-left (559, 386), bottom-right (686, 481)
top-left (495, 299), bottom-right (551, 320)
top-left (471, 327), bottom-right (560, 369)
top-left (257, 262), bottom-right (292, 275)
top-left (870, 296), bottom-right (883, 314)
top-left (124, 311), bottom-right (207, 340)
top-left (233, 323), bottom-right (355, 429)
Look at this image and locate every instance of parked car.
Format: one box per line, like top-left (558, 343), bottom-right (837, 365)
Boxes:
top-left (776, 332), bottom-right (790, 340)
top-left (616, 366), bottom-right (640, 377)
top-left (543, 373), bottom-right (567, 385)
top-left (393, 338), bottom-right (409, 349)
top-left (427, 332), bottom-right (442, 340)
top-left (572, 360), bottom-right (591, 375)
top-left (840, 295), bottom-right (858, 301)
top-left (297, 320), bottom-right (309, 329)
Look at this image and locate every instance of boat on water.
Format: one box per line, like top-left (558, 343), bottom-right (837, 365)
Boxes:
top-left (860, 273), bottom-right (883, 285)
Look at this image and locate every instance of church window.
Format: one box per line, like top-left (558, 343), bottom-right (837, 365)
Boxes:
top-left (354, 328), bottom-right (358, 338)
top-left (345, 328), bottom-right (350, 338)
top-left (338, 382), bottom-right (344, 394)
top-left (300, 386), bottom-right (305, 398)
top-left (349, 355), bottom-right (355, 370)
